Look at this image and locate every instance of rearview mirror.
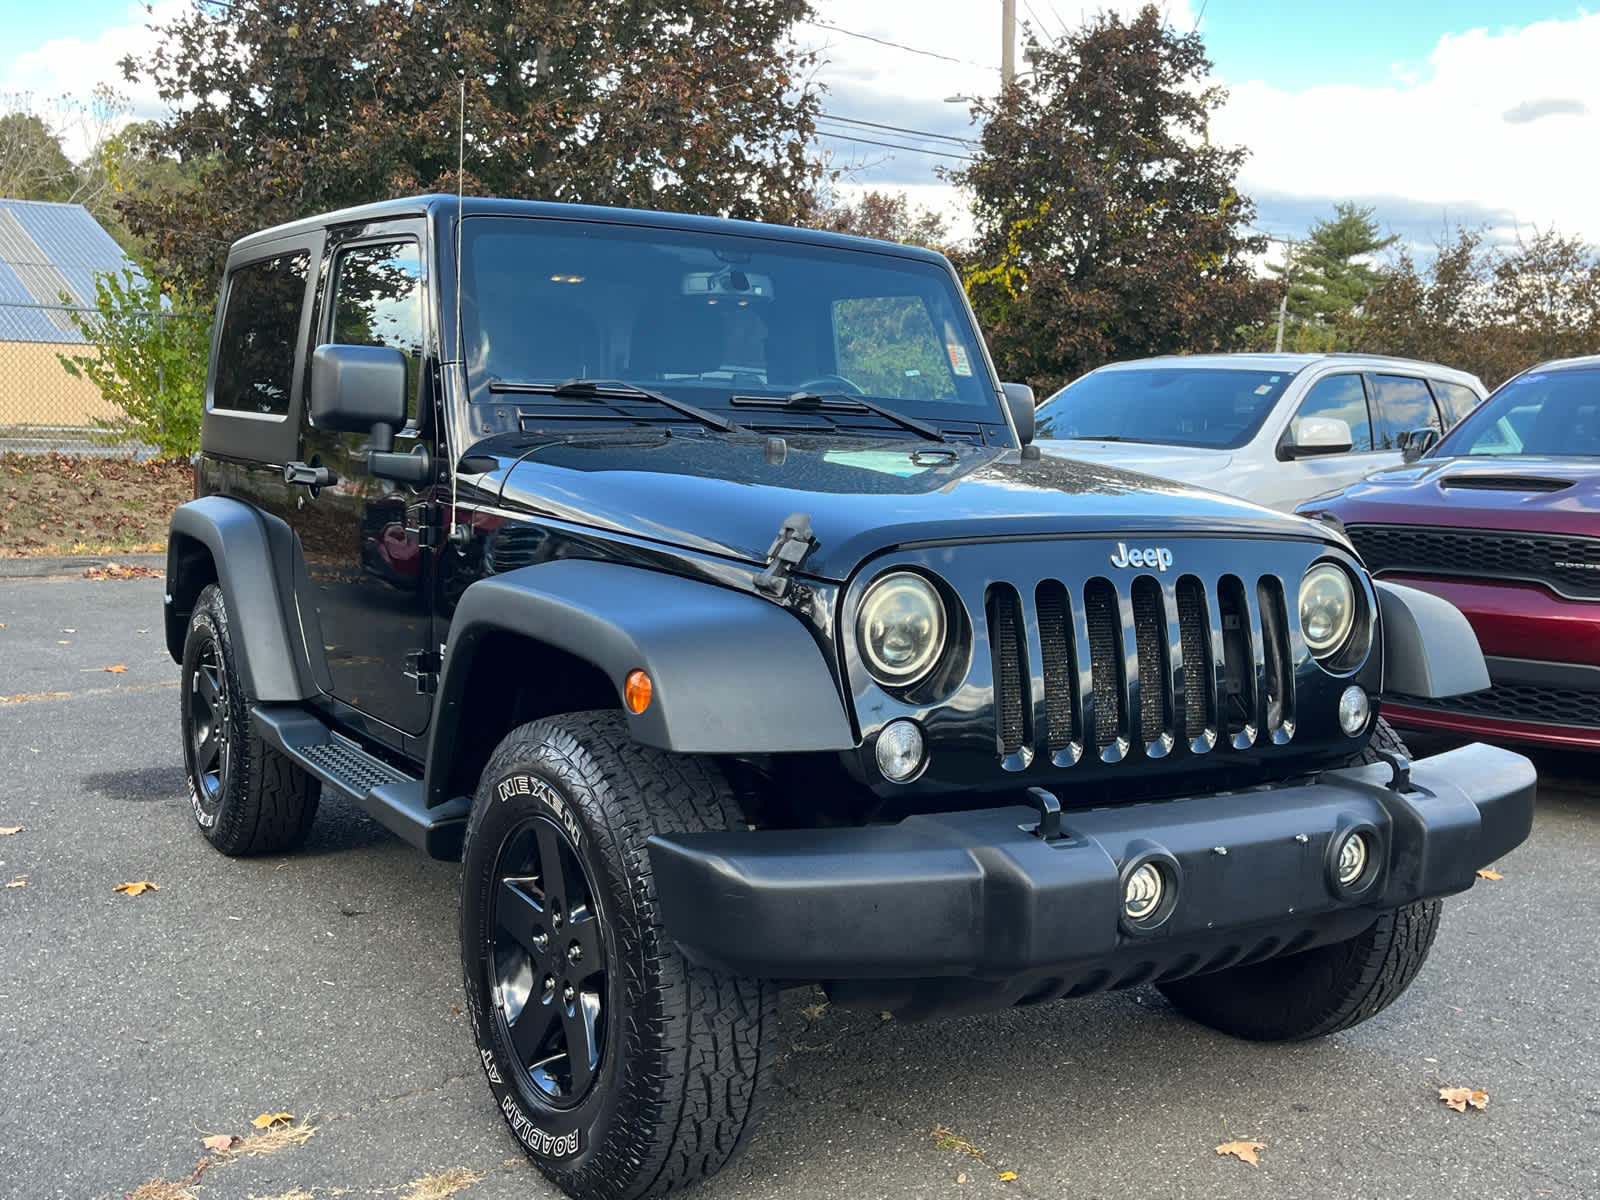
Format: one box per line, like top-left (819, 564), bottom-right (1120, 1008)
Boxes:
top-left (1001, 382), bottom-right (1035, 446)
top-left (1281, 416), bottom-right (1353, 460)
top-left (310, 344), bottom-right (409, 452)
top-left (1400, 427), bottom-right (1440, 462)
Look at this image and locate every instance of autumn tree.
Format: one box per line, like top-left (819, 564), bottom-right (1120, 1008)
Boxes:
top-left (118, 0), bottom-right (824, 295)
top-left (952, 6), bottom-right (1272, 395)
top-left (811, 189), bottom-right (952, 251)
top-left (1354, 226), bottom-right (1600, 387)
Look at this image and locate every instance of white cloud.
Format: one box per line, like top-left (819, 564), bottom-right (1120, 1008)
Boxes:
top-left (2, 1), bottom-right (186, 159)
top-left (1212, 13), bottom-right (1600, 248)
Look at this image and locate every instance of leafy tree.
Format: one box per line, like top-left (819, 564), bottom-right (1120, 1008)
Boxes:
top-left (811, 189), bottom-right (951, 251)
top-left (0, 105), bottom-right (77, 201)
top-left (119, 0), bottom-right (823, 295)
top-left (951, 5), bottom-right (1272, 395)
top-left (58, 266), bottom-right (212, 458)
top-left (1353, 225), bottom-right (1600, 387)
top-left (1282, 203), bottom-right (1396, 327)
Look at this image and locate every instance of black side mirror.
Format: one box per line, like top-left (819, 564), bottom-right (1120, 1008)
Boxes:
top-left (1400, 427), bottom-right (1440, 462)
top-left (310, 344), bottom-right (409, 452)
top-left (1001, 382), bottom-right (1035, 446)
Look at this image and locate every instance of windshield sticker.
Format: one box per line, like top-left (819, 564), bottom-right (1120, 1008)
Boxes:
top-left (1254, 384), bottom-right (1273, 395)
top-left (823, 450), bottom-right (934, 478)
top-left (946, 344), bottom-right (973, 376)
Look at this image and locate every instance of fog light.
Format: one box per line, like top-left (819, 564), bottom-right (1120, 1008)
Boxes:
top-left (875, 719), bottom-right (925, 782)
top-left (1335, 831), bottom-right (1370, 885)
top-left (1123, 862), bottom-right (1164, 920)
top-left (1338, 685), bottom-right (1370, 735)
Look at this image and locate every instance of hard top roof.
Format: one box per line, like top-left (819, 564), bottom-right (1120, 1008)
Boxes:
top-left (230, 195), bottom-right (951, 267)
top-left (1087, 351), bottom-right (1484, 386)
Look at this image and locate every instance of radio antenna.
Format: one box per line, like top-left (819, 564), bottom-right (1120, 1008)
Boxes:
top-left (448, 73), bottom-right (468, 547)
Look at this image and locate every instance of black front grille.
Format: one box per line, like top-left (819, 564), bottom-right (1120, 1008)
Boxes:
top-left (1391, 684), bottom-right (1600, 730)
top-left (986, 571), bottom-right (1293, 761)
top-left (1346, 524), bottom-right (1600, 601)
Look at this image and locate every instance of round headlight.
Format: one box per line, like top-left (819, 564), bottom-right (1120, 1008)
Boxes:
top-left (858, 572), bottom-right (946, 686)
top-left (1299, 564), bottom-right (1356, 657)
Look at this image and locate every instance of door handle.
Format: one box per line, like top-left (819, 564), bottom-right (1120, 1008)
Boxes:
top-left (284, 461), bottom-right (338, 488)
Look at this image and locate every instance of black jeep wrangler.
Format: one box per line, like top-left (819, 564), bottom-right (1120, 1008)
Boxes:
top-left (165, 196), bottom-right (1534, 1200)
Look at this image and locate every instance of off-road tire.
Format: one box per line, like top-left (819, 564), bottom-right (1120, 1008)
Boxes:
top-left (460, 711), bottom-right (779, 1200)
top-left (180, 584), bottom-right (319, 855)
top-left (1155, 718), bottom-right (1442, 1041)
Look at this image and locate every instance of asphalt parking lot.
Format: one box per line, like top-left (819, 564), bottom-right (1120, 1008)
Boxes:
top-left (1, 568), bottom-right (1596, 1200)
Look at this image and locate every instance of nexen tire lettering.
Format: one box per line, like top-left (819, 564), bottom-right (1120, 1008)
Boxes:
top-left (500, 1095), bottom-right (580, 1158)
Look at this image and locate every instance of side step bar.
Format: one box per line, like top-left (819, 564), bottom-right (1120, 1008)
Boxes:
top-left (251, 704), bottom-right (470, 860)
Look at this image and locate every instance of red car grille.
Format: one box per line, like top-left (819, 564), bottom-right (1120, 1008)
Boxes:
top-left (1345, 524), bottom-right (1600, 601)
top-left (1390, 684), bottom-right (1600, 730)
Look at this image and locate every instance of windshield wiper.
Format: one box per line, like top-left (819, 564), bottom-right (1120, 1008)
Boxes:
top-left (488, 378), bottom-right (743, 434)
top-left (730, 390), bottom-right (948, 443)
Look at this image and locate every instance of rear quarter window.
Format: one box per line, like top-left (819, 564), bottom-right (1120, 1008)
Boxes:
top-left (213, 251), bottom-right (311, 415)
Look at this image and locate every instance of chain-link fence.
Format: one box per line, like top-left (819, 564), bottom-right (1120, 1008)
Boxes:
top-left (0, 298), bottom-right (193, 457)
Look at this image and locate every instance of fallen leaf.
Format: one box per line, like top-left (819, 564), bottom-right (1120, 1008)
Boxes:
top-left (201, 1134), bottom-right (237, 1153)
top-left (0, 826), bottom-right (21, 836)
top-left (6, 876), bottom-right (27, 888)
top-left (956, 1173), bottom-right (967, 1185)
top-left (105, 664), bottom-right (128, 674)
top-left (61, 628), bottom-right (75, 633)
top-left (1215, 1140), bottom-right (1266, 1166)
top-left (998, 1170), bottom-right (1019, 1181)
top-left (114, 880), bottom-right (160, 896)
top-left (1438, 1086), bottom-right (1489, 1112)
top-left (252, 1112), bottom-right (295, 1129)
top-left (1476, 868), bottom-right (1503, 880)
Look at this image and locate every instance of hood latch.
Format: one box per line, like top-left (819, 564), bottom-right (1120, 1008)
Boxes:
top-left (754, 511), bottom-right (818, 602)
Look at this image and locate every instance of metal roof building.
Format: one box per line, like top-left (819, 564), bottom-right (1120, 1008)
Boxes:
top-left (0, 198), bottom-right (134, 344)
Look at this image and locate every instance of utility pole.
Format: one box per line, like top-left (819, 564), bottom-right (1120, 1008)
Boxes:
top-left (1274, 239), bottom-right (1296, 353)
top-left (1001, 0), bottom-right (1016, 87)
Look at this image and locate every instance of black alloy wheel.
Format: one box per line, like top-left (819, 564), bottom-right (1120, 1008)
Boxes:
top-left (186, 634), bottom-right (231, 817)
top-left (491, 815), bottom-right (608, 1107)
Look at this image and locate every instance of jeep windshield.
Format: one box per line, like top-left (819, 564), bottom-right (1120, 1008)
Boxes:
top-left (458, 215), bottom-right (1001, 433)
top-left (1035, 366), bottom-right (1296, 450)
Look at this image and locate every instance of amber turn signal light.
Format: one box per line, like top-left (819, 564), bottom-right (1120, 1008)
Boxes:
top-left (624, 669), bottom-right (653, 714)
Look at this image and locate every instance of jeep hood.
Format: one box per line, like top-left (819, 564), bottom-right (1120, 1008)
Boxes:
top-left (1308, 455), bottom-right (1600, 538)
top-left (1031, 438), bottom-right (1236, 487)
top-left (478, 434), bottom-right (1325, 580)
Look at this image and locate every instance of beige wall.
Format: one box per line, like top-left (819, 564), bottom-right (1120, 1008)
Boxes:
top-left (0, 340), bottom-right (117, 427)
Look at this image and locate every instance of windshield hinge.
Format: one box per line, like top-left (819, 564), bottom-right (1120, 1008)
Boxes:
top-left (754, 511), bottom-right (818, 602)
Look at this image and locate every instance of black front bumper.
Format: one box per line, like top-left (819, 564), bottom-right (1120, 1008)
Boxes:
top-left (649, 743), bottom-right (1533, 997)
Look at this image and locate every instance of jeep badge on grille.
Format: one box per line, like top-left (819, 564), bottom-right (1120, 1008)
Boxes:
top-left (1110, 542), bottom-right (1173, 572)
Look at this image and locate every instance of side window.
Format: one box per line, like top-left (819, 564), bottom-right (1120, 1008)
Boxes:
top-left (1370, 374), bottom-right (1442, 449)
top-left (328, 240), bottom-right (424, 420)
top-left (1291, 374), bottom-right (1373, 452)
top-left (213, 252), bottom-right (310, 414)
top-left (1431, 379), bottom-right (1481, 426)
top-left (833, 296), bottom-right (957, 402)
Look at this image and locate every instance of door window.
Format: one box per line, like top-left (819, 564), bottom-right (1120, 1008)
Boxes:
top-left (213, 251), bottom-right (310, 414)
top-left (1370, 374), bottom-right (1443, 449)
top-left (328, 240), bottom-right (424, 419)
top-left (1291, 374), bottom-right (1372, 452)
top-left (1431, 379), bottom-right (1481, 425)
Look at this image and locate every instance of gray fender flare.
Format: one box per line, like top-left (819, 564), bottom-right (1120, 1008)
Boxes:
top-left (1376, 580), bottom-right (1491, 699)
top-left (165, 496), bottom-right (313, 702)
top-left (425, 560), bottom-right (856, 805)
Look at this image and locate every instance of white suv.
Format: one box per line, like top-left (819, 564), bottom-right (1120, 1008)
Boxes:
top-left (1032, 353), bottom-right (1487, 510)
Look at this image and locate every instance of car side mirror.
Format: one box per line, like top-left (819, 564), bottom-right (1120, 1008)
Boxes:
top-left (1001, 382), bottom-right (1035, 446)
top-left (1281, 415), bottom-right (1353, 460)
top-left (1400, 427), bottom-right (1440, 462)
top-left (310, 344), bottom-right (410, 453)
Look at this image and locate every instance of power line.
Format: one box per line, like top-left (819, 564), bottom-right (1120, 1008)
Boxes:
top-left (817, 111), bottom-right (978, 148)
top-left (812, 127), bottom-right (974, 162)
top-left (799, 20), bottom-right (992, 71)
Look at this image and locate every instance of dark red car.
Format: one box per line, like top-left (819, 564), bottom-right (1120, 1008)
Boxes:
top-left (1300, 354), bottom-right (1600, 750)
